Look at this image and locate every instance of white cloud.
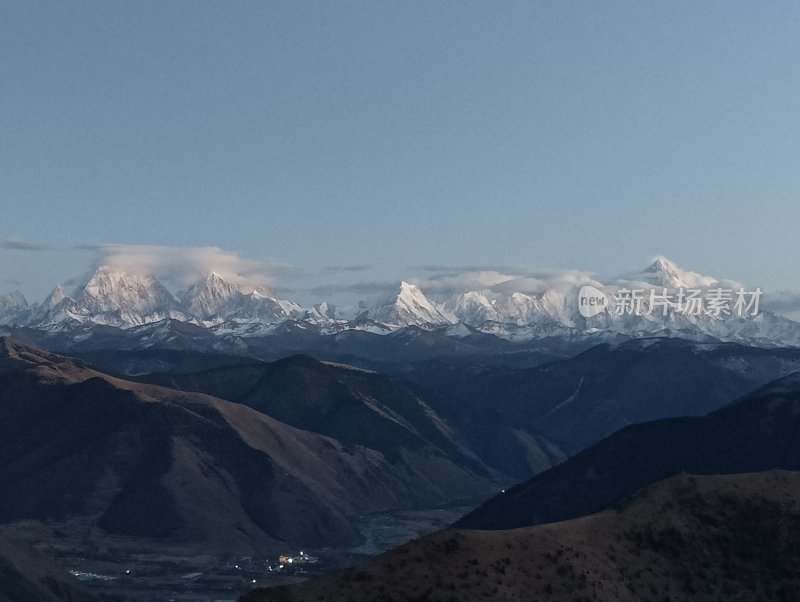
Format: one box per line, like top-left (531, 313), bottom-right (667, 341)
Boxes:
top-left (762, 290), bottom-right (800, 321)
top-left (410, 267), bottom-right (600, 299)
top-left (87, 244), bottom-right (299, 292)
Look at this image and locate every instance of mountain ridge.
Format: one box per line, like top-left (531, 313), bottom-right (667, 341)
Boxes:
top-left (0, 337), bottom-right (501, 553)
top-left (455, 368), bottom-right (800, 530)
top-left (1, 258), bottom-right (799, 347)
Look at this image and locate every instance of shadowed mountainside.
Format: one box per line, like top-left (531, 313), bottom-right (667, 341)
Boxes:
top-left (411, 338), bottom-right (800, 456)
top-left (0, 338), bottom-right (499, 553)
top-left (242, 471), bottom-right (800, 602)
top-left (123, 338), bottom-right (800, 481)
top-left (0, 536), bottom-right (98, 602)
top-left (457, 371), bottom-right (800, 530)
top-left (133, 354), bottom-right (566, 479)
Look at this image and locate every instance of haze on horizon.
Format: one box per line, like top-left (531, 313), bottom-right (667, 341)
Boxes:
top-left (2, 2), bottom-right (799, 303)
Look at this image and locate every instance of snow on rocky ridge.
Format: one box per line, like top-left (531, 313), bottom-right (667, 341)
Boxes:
top-left (1, 258), bottom-right (799, 347)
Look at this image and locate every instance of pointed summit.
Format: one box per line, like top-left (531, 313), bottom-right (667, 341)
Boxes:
top-left (397, 281), bottom-right (424, 302)
top-left (644, 256), bottom-right (683, 286)
top-left (183, 272), bottom-right (243, 319)
top-left (80, 265), bottom-right (176, 311)
top-left (60, 265), bottom-right (179, 326)
top-left (373, 282), bottom-right (454, 327)
top-left (182, 272), bottom-right (297, 323)
top-left (42, 284), bottom-right (69, 309)
top-left (444, 290), bottom-right (501, 325)
top-left (632, 257), bottom-right (716, 289)
top-left (648, 256), bottom-right (679, 274)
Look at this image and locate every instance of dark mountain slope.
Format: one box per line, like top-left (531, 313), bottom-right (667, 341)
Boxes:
top-left (137, 354), bottom-right (565, 479)
top-left (457, 371), bottom-right (800, 530)
top-left (418, 338), bottom-right (800, 455)
top-left (100, 338), bottom-right (800, 483)
top-left (0, 536), bottom-right (97, 602)
top-left (74, 347), bottom-right (260, 376)
top-left (243, 471), bottom-right (800, 602)
top-left (0, 338), bottom-right (497, 553)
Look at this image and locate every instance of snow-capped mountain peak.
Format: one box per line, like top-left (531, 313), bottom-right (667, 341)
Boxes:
top-left (42, 284), bottom-right (69, 309)
top-left (78, 266), bottom-right (177, 315)
top-left (25, 266), bottom-right (182, 328)
top-left (646, 257), bottom-right (682, 285)
top-left (181, 272), bottom-right (299, 323)
top-left (48, 265), bottom-right (181, 327)
top-left (374, 281), bottom-right (455, 327)
top-left (183, 272), bottom-right (243, 319)
top-left (3, 257), bottom-right (799, 347)
top-left (444, 290), bottom-right (501, 325)
top-left (632, 256), bottom-right (718, 289)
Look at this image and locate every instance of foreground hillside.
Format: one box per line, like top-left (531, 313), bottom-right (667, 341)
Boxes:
top-left (242, 471), bottom-right (800, 602)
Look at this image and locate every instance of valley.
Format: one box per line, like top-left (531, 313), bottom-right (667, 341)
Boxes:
top-left (1, 504), bottom-right (468, 601)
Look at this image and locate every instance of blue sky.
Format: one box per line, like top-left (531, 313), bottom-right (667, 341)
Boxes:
top-left (1, 1), bottom-right (799, 304)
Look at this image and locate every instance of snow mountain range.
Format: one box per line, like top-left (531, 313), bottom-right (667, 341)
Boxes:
top-left (1, 258), bottom-right (799, 347)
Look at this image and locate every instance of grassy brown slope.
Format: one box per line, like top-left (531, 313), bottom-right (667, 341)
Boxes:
top-left (0, 338), bottom-right (361, 550)
top-left (195, 354), bottom-right (497, 480)
top-left (136, 354), bottom-right (549, 480)
top-left (0, 338), bottom-right (495, 553)
top-left (242, 471), bottom-right (800, 602)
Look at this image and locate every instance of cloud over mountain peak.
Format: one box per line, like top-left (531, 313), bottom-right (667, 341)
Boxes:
top-left (86, 244), bottom-right (296, 292)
